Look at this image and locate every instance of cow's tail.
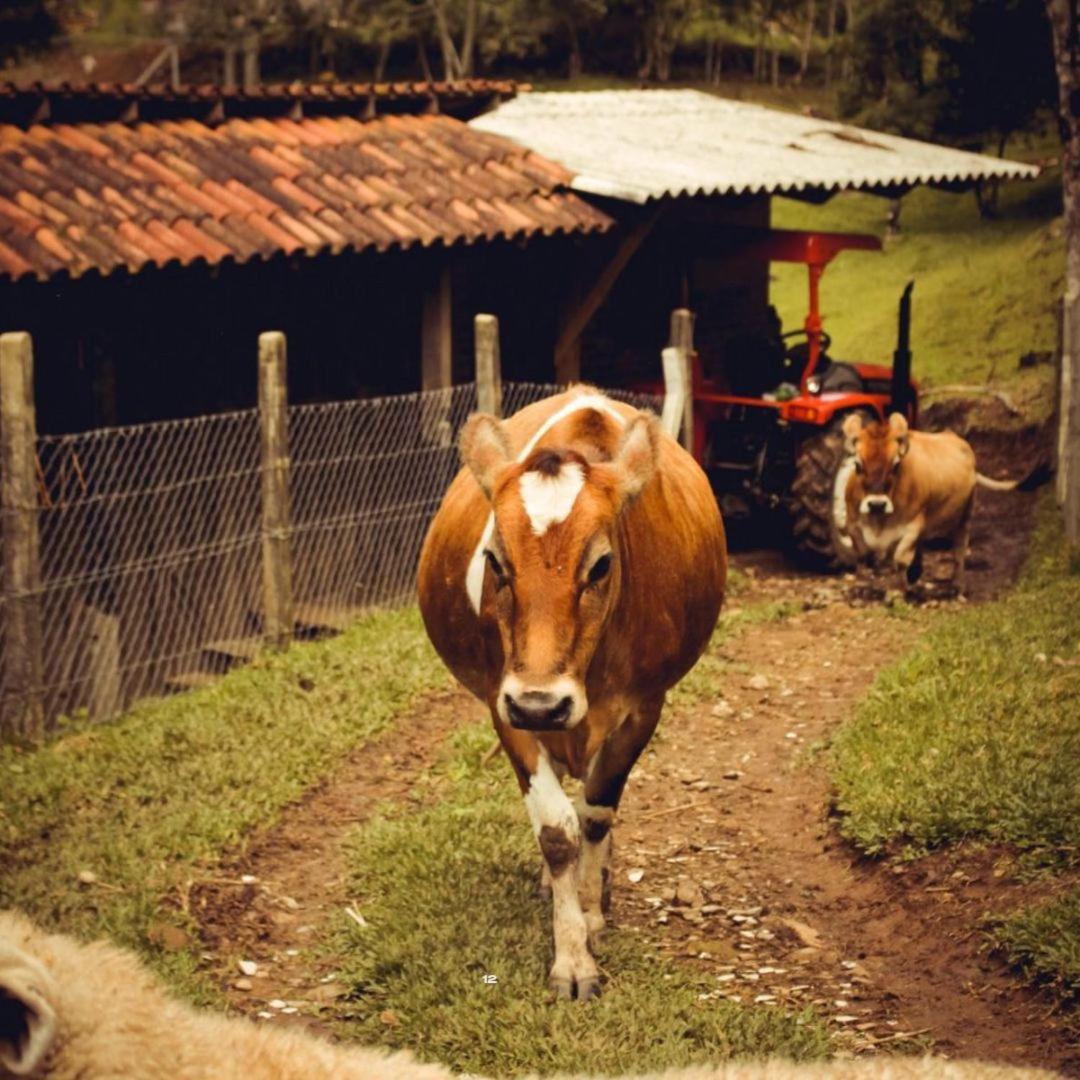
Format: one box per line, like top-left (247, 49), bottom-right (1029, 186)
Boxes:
top-left (976, 462), bottom-right (1052, 493)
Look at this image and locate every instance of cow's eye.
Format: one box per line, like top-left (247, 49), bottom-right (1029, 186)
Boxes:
top-left (484, 550), bottom-right (508, 587)
top-left (853, 459), bottom-right (864, 475)
top-left (587, 553), bottom-right (612, 586)
top-left (891, 457), bottom-right (901, 472)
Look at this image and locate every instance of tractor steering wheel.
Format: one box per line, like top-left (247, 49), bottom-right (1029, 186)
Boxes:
top-left (780, 328), bottom-right (832, 352)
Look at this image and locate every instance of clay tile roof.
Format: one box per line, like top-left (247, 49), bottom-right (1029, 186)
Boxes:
top-left (0, 81), bottom-right (611, 282)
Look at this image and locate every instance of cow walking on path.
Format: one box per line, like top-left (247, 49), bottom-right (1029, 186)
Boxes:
top-left (841, 413), bottom-right (1041, 593)
top-left (418, 387), bottom-right (727, 1000)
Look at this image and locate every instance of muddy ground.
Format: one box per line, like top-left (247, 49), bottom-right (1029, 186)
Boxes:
top-left (190, 422), bottom-right (1077, 1077)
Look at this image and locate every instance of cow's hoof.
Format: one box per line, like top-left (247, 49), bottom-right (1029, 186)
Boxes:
top-left (549, 975), bottom-right (602, 1002)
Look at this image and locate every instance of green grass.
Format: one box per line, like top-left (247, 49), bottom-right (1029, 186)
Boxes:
top-left (829, 498), bottom-right (1079, 997)
top-left (332, 723), bottom-right (830, 1076)
top-left (991, 892), bottom-right (1080, 1002)
top-left (0, 607), bottom-right (447, 999)
top-left (770, 144), bottom-right (1063, 419)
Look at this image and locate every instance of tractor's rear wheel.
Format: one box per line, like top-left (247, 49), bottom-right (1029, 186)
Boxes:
top-left (788, 415), bottom-right (862, 570)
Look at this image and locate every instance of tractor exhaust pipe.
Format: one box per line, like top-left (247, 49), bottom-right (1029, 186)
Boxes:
top-left (890, 281), bottom-right (915, 418)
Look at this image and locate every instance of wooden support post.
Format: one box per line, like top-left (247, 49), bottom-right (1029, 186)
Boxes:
top-left (422, 264), bottom-right (453, 392)
top-left (475, 313), bottom-right (502, 417)
top-left (554, 208), bottom-right (663, 379)
top-left (0, 332), bottom-right (44, 743)
top-left (422, 263), bottom-right (453, 445)
top-left (258, 332), bottom-right (293, 650)
top-left (669, 308), bottom-right (695, 453)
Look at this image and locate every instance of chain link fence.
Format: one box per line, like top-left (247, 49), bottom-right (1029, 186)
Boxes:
top-left (4, 381), bottom-right (662, 737)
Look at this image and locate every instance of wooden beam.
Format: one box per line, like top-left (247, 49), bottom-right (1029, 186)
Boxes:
top-left (421, 264), bottom-right (453, 392)
top-left (554, 207), bottom-right (663, 378)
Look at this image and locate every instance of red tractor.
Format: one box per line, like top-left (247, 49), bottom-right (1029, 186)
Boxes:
top-left (647, 227), bottom-right (918, 568)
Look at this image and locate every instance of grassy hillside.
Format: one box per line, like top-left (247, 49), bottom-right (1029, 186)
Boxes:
top-left (770, 150), bottom-right (1063, 419)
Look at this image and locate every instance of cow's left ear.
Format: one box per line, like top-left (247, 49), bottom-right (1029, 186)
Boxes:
top-left (888, 413), bottom-right (910, 457)
top-left (460, 414), bottom-right (511, 499)
top-left (612, 414), bottom-right (660, 501)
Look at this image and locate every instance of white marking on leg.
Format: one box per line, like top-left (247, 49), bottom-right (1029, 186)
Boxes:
top-left (525, 747), bottom-right (596, 994)
top-left (464, 393), bottom-right (627, 613)
top-left (519, 464), bottom-right (585, 535)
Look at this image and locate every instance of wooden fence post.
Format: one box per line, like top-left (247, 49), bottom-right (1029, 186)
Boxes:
top-left (669, 308), bottom-right (695, 453)
top-left (259, 332), bottom-right (293, 650)
top-left (0, 332), bottom-right (44, 742)
top-left (475, 313), bottom-right (502, 417)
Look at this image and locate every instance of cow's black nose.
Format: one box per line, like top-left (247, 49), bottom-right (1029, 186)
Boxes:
top-left (505, 691), bottom-right (573, 731)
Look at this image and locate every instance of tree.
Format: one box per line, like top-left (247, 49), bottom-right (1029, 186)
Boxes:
top-left (1046, 0), bottom-right (1080, 543)
top-left (841, 0), bottom-right (1055, 153)
top-left (0, 0), bottom-right (58, 61)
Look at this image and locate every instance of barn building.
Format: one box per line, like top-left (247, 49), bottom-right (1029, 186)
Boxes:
top-left (0, 80), bottom-right (1034, 435)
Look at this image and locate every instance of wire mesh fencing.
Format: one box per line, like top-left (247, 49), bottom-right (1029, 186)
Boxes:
top-left (3, 381), bottom-right (664, 738)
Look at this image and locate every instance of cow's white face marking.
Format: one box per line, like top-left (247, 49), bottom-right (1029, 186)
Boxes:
top-left (465, 393), bottom-right (627, 613)
top-left (519, 463), bottom-right (585, 536)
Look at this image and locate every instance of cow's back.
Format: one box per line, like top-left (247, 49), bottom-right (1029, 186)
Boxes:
top-left (417, 389), bottom-right (726, 703)
top-left (902, 430), bottom-right (977, 533)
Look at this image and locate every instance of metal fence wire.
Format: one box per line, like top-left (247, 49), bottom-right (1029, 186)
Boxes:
top-left (6, 381), bottom-right (662, 736)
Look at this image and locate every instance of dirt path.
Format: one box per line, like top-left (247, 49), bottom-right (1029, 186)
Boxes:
top-left (190, 688), bottom-right (486, 1033)
top-left (191, 457), bottom-right (1074, 1074)
top-left (613, 562), bottom-right (1077, 1077)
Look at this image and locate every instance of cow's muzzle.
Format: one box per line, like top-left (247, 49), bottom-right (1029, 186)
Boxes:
top-left (505, 690), bottom-right (573, 730)
top-left (859, 495), bottom-right (894, 518)
top-left (498, 675), bottom-right (587, 731)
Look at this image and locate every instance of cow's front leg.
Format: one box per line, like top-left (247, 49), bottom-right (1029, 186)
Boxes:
top-left (578, 695), bottom-right (664, 946)
top-left (497, 724), bottom-right (598, 1000)
top-left (891, 515), bottom-right (925, 593)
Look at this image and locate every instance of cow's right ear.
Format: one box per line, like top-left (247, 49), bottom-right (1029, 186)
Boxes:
top-left (460, 414), bottom-right (512, 499)
top-left (842, 413), bottom-right (864, 454)
top-left (0, 949), bottom-right (57, 1077)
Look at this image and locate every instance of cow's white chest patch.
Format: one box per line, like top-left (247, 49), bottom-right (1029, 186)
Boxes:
top-left (858, 520), bottom-right (907, 555)
top-left (519, 464), bottom-right (585, 536)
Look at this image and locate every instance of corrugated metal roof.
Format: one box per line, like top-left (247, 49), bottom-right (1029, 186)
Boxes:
top-left (0, 95), bottom-right (612, 283)
top-left (471, 90), bottom-right (1039, 204)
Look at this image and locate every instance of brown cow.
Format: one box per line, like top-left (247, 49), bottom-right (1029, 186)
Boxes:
top-left (418, 387), bottom-right (726, 1000)
top-left (841, 412), bottom-right (1027, 591)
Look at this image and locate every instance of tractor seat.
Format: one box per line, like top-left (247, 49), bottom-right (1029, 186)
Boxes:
top-left (816, 361), bottom-right (864, 393)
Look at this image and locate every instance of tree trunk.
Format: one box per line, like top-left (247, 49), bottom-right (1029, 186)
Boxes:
top-left (799, 0), bottom-right (816, 81)
top-left (713, 42), bottom-right (723, 83)
top-left (416, 35), bottom-right (434, 81)
top-left (1046, 0), bottom-right (1080, 543)
top-left (242, 32), bottom-right (260, 90)
top-left (704, 38), bottom-right (713, 81)
top-left (374, 37), bottom-right (391, 81)
top-left (770, 44), bottom-right (779, 86)
top-left (568, 22), bottom-right (583, 78)
top-left (460, 0), bottom-right (477, 77)
top-left (824, 0), bottom-right (837, 85)
top-left (842, 0), bottom-right (856, 77)
top-left (430, 0), bottom-right (463, 80)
